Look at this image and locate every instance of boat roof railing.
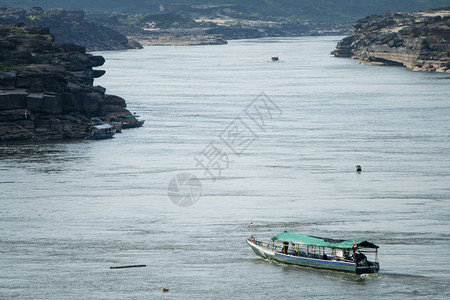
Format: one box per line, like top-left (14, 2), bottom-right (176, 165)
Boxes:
top-left (272, 232), bottom-right (379, 249)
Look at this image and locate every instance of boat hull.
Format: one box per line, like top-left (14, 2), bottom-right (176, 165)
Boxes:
top-left (86, 133), bottom-right (115, 140)
top-left (247, 239), bottom-right (379, 274)
top-left (122, 120), bottom-right (145, 129)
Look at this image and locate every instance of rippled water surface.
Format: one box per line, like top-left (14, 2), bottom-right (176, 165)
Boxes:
top-left (1, 37), bottom-right (449, 299)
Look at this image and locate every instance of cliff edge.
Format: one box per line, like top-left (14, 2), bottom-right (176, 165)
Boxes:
top-left (331, 8), bottom-right (450, 72)
top-left (0, 24), bottom-right (134, 141)
top-left (0, 7), bottom-right (142, 51)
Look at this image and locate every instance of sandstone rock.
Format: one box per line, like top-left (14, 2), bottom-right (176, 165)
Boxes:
top-left (0, 92), bottom-right (27, 110)
top-left (17, 119), bottom-right (34, 130)
top-left (60, 119), bottom-right (72, 132)
top-left (93, 70), bottom-right (106, 78)
top-left (331, 9), bottom-right (450, 73)
top-left (34, 119), bottom-right (50, 133)
top-left (104, 94), bottom-right (126, 107)
top-left (41, 94), bottom-right (62, 114)
top-left (0, 120), bottom-right (35, 140)
top-left (16, 72), bottom-right (67, 92)
top-left (92, 86), bottom-right (106, 95)
top-left (61, 92), bottom-right (78, 112)
top-left (0, 108), bottom-right (30, 121)
top-left (87, 55), bottom-right (105, 67)
top-left (0, 71), bottom-right (17, 90)
top-left (0, 23), bottom-right (136, 141)
top-left (0, 7), bottom-right (134, 51)
top-left (84, 92), bottom-right (102, 115)
top-left (26, 93), bottom-right (43, 111)
top-left (127, 39), bottom-right (143, 49)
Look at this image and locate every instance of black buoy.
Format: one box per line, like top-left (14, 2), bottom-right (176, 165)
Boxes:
top-left (356, 165), bottom-right (362, 172)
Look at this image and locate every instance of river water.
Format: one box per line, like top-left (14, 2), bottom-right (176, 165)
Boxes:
top-left (1, 37), bottom-right (449, 299)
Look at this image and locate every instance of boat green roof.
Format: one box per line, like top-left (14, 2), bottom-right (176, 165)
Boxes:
top-left (120, 115), bottom-right (140, 118)
top-left (272, 232), bottom-right (378, 249)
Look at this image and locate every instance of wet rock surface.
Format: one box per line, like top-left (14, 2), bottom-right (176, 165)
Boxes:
top-left (0, 24), bottom-right (134, 141)
top-left (331, 9), bottom-right (450, 72)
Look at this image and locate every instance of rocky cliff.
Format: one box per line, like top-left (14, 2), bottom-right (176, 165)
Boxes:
top-left (331, 8), bottom-right (450, 72)
top-left (87, 11), bottom-right (348, 46)
top-left (0, 7), bottom-right (142, 51)
top-left (0, 24), bottom-right (134, 141)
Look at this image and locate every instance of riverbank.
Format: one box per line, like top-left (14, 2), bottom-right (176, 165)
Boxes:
top-left (331, 8), bottom-right (450, 72)
top-left (0, 7), bottom-right (142, 51)
top-left (87, 11), bottom-right (349, 47)
top-left (0, 23), bottom-right (137, 141)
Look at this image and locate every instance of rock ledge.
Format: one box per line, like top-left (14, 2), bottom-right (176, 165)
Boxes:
top-left (0, 24), bottom-right (135, 141)
top-left (331, 9), bottom-right (450, 72)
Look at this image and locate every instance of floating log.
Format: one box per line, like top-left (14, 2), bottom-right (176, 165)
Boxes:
top-left (110, 264), bottom-right (146, 269)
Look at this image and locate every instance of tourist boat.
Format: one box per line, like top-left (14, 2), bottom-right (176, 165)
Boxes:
top-left (86, 124), bottom-right (116, 140)
top-left (120, 114), bottom-right (145, 129)
top-left (247, 231), bottom-right (380, 274)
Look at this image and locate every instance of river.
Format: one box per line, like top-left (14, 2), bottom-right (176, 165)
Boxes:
top-left (1, 36), bottom-right (449, 299)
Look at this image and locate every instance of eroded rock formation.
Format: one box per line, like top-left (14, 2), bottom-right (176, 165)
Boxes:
top-left (0, 24), bottom-right (133, 141)
top-left (0, 7), bottom-right (142, 51)
top-left (331, 9), bottom-right (450, 72)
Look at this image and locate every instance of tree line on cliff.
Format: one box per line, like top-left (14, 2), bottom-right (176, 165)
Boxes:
top-left (1, 0), bottom-right (450, 22)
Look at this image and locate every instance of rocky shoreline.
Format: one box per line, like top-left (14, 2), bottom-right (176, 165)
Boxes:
top-left (0, 7), bottom-right (142, 51)
top-left (1, 6), bottom-right (349, 48)
top-left (331, 8), bottom-right (450, 72)
top-left (0, 24), bottom-right (137, 141)
top-left (87, 10), bottom-right (349, 47)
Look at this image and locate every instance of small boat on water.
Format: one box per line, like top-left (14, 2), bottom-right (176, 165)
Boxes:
top-left (86, 124), bottom-right (116, 140)
top-left (271, 56), bottom-right (279, 61)
top-left (120, 115), bottom-right (145, 129)
top-left (247, 231), bottom-right (380, 274)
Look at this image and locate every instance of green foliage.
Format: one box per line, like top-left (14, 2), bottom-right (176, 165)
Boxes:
top-left (393, 18), bottom-right (403, 25)
top-left (9, 28), bottom-right (27, 35)
top-left (0, 64), bottom-right (15, 72)
top-left (1, 0), bottom-right (449, 22)
top-left (26, 14), bottom-right (49, 21)
top-left (0, 64), bottom-right (32, 72)
top-left (8, 28), bottom-right (46, 39)
top-left (29, 55), bottom-right (53, 64)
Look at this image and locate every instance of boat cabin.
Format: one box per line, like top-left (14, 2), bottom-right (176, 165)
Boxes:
top-left (87, 124), bottom-right (116, 140)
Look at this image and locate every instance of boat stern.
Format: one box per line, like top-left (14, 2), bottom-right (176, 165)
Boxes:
top-left (356, 262), bottom-right (380, 274)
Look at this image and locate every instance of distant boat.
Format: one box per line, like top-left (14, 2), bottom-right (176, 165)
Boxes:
top-left (247, 231), bottom-right (380, 274)
top-left (86, 124), bottom-right (116, 140)
top-left (271, 56), bottom-right (279, 61)
top-left (119, 115), bottom-right (145, 129)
